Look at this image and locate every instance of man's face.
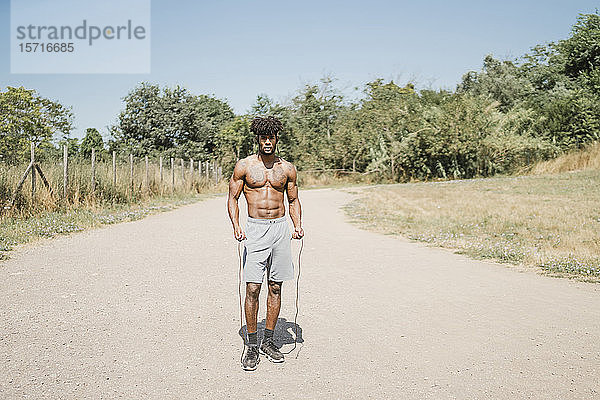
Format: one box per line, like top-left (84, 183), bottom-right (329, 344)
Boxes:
top-left (258, 133), bottom-right (277, 155)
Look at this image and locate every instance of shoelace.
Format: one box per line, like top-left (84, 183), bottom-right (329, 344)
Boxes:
top-left (261, 338), bottom-right (279, 351)
top-left (242, 346), bottom-right (259, 365)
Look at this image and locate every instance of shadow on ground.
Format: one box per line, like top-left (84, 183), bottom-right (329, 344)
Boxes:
top-left (238, 317), bottom-right (304, 349)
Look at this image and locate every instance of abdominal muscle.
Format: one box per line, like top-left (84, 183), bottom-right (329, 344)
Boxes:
top-left (244, 185), bottom-right (286, 219)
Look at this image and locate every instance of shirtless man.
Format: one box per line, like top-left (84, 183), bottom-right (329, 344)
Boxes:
top-left (227, 116), bottom-right (304, 371)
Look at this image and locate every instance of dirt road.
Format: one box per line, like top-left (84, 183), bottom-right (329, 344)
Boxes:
top-left (1, 188), bottom-right (599, 399)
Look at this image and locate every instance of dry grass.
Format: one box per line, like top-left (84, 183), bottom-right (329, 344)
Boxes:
top-left (298, 170), bottom-right (380, 189)
top-left (0, 159), bottom-right (227, 218)
top-left (345, 170), bottom-right (600, 281)
top-left (526, 141), bottom-right (600, 175)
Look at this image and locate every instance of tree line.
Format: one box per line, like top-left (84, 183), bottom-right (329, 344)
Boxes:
top-left (2, 12), bottom-right (598, 182)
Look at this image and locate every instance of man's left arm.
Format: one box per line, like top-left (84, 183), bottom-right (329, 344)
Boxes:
top-left (286, 164), bottom-right (304, 239)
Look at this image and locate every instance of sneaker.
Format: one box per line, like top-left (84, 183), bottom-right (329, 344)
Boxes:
top-left (259, 338), bottom-right (284, 363)
top-left (241, 346), bottom-right (260, 371)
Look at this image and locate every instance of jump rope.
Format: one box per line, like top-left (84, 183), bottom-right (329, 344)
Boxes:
top-left (237, 236), bottom-right (304, 364)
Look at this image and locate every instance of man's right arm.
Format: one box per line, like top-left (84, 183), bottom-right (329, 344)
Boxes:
top-left (227, 159), bottom-right (246, 241)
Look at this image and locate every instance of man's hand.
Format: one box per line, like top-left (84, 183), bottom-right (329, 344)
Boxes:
top-left (292, 226), bottom-right (304, 240)
top-left (233, 225), bottom-right (246, 241)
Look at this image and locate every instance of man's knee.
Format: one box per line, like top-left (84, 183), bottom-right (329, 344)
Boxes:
top-left (268, 280), bottom-right (282, 296)
top-left (246, 283), bottom-right (261, 300)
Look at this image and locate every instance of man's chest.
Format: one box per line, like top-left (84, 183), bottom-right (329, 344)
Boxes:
top-left (246, 164), bottom-right (287, 189)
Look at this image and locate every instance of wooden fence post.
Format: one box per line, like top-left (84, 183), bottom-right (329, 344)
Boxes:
top-left (170, 157), bottom-right (174, 191)
top-left (190, 158), bottom-right (194, 178)
top-left (6, 142), bottom-right (53, 210)
top-left (31, 142), bottom-right (36, 199)
top-left (214, 160), bottom-right (218, 185)
top-left (112, 151), bottom-right (116, 187)
top-left (180, 158), bottom-right (185, 184)
top-left (190, 159), bottom-right (194, 188)
top-left (198, 160), bottom-right (201, 179)
top-left (34, 164), bottom-right (53, 196)
top-left (9, 162), bottom-right (34, 209)
top-left (145, 155), bottom-right (149, 191)
top-left (91, 148), bottom-right (96, 193)
top-left (159, 156), bottom-right (163, 186)
top-left (205, 161), bottom-right (209, 180)
top-left (129, 154), bottom-right (134, 196)
top-left (63, 144), bottom-right (68, 201)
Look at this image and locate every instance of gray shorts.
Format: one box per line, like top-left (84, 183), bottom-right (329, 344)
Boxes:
top-left (243, 216), bottom-right (294, 283)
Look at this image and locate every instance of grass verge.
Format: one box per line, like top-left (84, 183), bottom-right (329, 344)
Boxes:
top-left (344, 170), bottom-right (600, 282)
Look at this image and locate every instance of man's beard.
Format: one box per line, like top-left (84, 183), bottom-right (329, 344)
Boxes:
top-left (259, 144), bottom-right (275, 155)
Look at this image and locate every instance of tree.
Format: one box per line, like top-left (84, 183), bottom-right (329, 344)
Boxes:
top-left (109, 83), bottom-right (234, 159)
top-left (556, 12), bottom-right (600, 81)
top-left (350, 80), bottom-right (421, 179)
top-left (331, 105), bottom-right (370, 172)
top-left (517, 13), bottom-right (600, 148)
top-left (460, 13), bottom-right (600, 151)
top-left (283, 77), bottom-right (345, 169)
top-left (217, 115), bottom-right (254, 173)
top-left (80, 128), bottom-right (104, 158)
top-left (0, 86), bottom-right (73, 164)
top-left (457, 55), bottom-right (533, 111)
top-left (250, 94), bottom-right (275, 116)
top-left (530, 87), bottom-right (600, 147)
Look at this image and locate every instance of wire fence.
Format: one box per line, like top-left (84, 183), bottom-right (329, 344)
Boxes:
top-left (0, 143), bottom-right (224, 215)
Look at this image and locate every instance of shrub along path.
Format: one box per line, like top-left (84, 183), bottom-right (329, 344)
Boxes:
top-left (1, 189), bottom-right (598, 398)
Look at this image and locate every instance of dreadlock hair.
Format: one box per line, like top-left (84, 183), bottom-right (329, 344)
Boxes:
top-left (250, 116), bottom-right (283, 137)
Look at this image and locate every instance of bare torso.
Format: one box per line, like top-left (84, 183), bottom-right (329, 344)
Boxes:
top-left (228, 151), bottom-right (302, 241)
top-left (242, 154), bottom-right (290, 219)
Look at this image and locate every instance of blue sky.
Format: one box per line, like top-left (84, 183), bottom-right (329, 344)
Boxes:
top-left (1, 0), bottom-right (598, 140)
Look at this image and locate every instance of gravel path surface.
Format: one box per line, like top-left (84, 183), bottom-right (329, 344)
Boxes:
top-left (1, 188), bottom-right (599, 399)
